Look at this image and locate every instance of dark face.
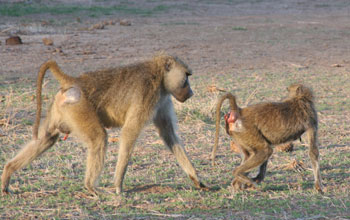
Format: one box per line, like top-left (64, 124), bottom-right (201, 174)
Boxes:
top-left (172, 74), bottom-right (193, 103)
top-left (163, 56), bottom-right (194, 102)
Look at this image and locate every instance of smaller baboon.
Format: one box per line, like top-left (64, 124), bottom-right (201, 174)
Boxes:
top-left (226, 109), bottom-right (295, 154)
top-left (212, 84), bottom-right (323, 192)
top-left (2, 54), bottom-right (207, 196)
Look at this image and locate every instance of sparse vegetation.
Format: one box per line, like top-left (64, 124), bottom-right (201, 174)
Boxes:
top-left (232, 26), bottom-right (247, 31)
top-left (1, 0), bottom-right (350, 219)
top-left (0, 2), bottom-right (174, 18)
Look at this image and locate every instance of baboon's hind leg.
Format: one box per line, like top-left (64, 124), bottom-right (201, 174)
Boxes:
top-left (306, 128), bottom-right (323, 193)
top-left (66, 106), bottom-right (107, 196)
top-left (1, 118), bottom-right (59, 194)
top-left (237, 147), bottom-right (268, 184)
top-left (232, 143), bottom-right (272, 191)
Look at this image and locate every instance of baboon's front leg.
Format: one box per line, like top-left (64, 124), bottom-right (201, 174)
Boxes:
top-left (1, 121), bottom-right (59, 194)
top-left (306, 128), bottom-right (323, 193)
top-left (153, 101), bottom-right (207, 190)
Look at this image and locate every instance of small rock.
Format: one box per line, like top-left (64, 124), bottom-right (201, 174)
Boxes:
top-left (6, 36), bottom-right (22, 45)
top-left (41, 20), bottom-right (49, 26)
top-left (55, 47), bottom-right (62, 53)
top-left (331, 64), bottom-right (343, 67)
top-left (83, 50), bottom-right (94, 55)
top-left (108, 20), bottom-right (116, 25)
top-left (89, 23), bottom-right (104, 30)
top-left (42, 38), bottom-right (54, 46)
top-left (120, 19), bottom-right (131, 26)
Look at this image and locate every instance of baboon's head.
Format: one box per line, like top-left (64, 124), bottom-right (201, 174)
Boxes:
top-left (162, 56), bottom-right (194, 102)
top-left (287, 84), bottom-right (314, 101)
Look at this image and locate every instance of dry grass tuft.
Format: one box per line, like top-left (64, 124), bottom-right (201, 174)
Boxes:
top-left (281, 159), bottom-right (306, 173)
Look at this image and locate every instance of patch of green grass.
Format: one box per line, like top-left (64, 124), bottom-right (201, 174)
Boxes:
top-left (188, 109), bottom-right (213, 123)
top-left (0, 3), bottom-right (172, 17)
top-left (232, 26), bottom-right (247, 31)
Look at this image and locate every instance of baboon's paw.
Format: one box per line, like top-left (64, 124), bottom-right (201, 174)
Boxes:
top-left (315, 183), bottom-right (324, 194)
top-left (1, 188), bottom-right (10, 195)
top-left (199, 182), bottom-right (210, 191)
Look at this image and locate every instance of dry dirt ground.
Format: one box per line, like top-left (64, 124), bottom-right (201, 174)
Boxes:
top-left (1, 0), bottom-right (350, 219)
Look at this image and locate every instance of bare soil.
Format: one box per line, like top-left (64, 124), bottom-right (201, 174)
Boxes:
top-left (1, 0), bottom-right (350, 219)
top-left (1, 0), bottom-right (350, 79)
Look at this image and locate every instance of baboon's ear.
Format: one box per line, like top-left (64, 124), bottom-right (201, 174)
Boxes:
top-left (296, 85), bottom-right (303, 95)
top-left (165, 57), bottom-right (174, 71)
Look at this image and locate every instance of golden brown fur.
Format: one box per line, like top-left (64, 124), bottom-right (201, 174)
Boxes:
top-left (212, 84), bottom-right (323, 192)
top-left (231, 141), bottom-right (294, 153)
top-left (2, 54), bottom-right (207, 196)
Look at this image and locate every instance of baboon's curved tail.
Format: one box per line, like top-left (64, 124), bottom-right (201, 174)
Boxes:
top-left (33, 60), bottom-right (75, 139)
top-left (211, 92), bottom-right (240, 166)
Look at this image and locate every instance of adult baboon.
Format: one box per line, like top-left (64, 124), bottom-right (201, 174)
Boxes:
top-left (2, 54), bottom-right (207, 195)
top-left (212, 84), bottom-right (323, 192)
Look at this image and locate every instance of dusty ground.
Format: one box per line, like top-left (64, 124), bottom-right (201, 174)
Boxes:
top-left (1, 0), bottom-right (350, 78)
top-left (1, 0), bottom-right (350, 219)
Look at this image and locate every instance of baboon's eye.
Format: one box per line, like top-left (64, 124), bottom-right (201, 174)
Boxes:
top-left (182, 77), bottom-right (188, 88)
